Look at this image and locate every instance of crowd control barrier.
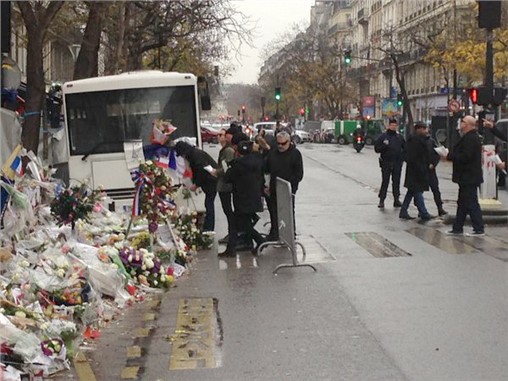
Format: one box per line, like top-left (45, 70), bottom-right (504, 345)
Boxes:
top-left (257, 177), bottom-right (317, 274)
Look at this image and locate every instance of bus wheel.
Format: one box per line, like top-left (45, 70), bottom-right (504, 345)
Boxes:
top-left (337, 136), bottom-right (346, 145)
top-left (365, 136), bottom-right (373, 145)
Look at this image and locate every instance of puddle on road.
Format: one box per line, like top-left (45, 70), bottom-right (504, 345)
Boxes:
top-left (346, 232), bottom-right (412, 258)
top-left (406, 227), bottom-right (477, 254)
top-left (407, 227), bottom-right (508, 261)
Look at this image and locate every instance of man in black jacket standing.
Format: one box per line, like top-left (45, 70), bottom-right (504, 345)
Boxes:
top-left (219, 141), bottom-right (265, 257)
top-left (265, 131), bottom-right (304, 241)
top-left (174, 141), bottom-right (218, 232)
top-left (399, 122), bottom-right (433, 221)
top-left (374, 118), bottom-right (405, 208)
top-left (440, 115), bottom-right (484, 236)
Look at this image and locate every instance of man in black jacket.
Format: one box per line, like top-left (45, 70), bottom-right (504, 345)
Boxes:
top-left (219, 141), bottom-right (265, 257)
top-left (265, 131), bottom-right (304, 241)
top-left (174, 141), bottom-right (218, 232)
top-left (440, 115), bottom-right (484, 236)
top-left (399, 122), bottom-right (433, 221)
top-left (374, 119), bottom-right (405, 208)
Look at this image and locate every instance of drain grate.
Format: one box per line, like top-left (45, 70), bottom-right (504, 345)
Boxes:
top-left (346, 232), bottom-right (412, 258)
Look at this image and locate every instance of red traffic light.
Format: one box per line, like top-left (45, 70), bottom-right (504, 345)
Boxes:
top-left (241, 105), bottom-right (246, 113)
top-left (299, 108), bottom-right (305, 116)
top-left (469, 88), bottom-right (479, 104)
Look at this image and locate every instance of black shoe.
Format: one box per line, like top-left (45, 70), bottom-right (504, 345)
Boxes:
top-left (265, 233), bottom-right (279, 242)
top-left (378, 200), bottom-right (385, 208)
top-left (218, 248), bottom-right (236, 258)
top-left (399, 214), bottom-right (415, 220)
top-left (445, 230), bottom-right (463, 235)
top-left (438, 208), bottom-right (448, 216)
top-left (393, 199), bottom-right (402, 208)
top-left (420, 214), bottom-right (435, 221)
top-left (218, 234), bottom-right (229, 245)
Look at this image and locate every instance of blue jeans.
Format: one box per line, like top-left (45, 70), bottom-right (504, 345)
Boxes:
top-left (203, 190), bottom-right (217, 232)
top-left (400, 190), bottom-right (429, 217)
top-left (453, 185), bottom-right (484, 233)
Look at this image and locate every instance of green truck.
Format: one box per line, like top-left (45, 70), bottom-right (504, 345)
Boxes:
top-left (334, 119), bottom-right (385, 145)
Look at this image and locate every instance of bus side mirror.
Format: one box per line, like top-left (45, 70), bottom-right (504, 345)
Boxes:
top-left (197, 76), bottom-right (211, 111)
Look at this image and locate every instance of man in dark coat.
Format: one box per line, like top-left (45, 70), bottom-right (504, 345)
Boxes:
top-left (399, 122), bottom-right (433, 221)
top-left (374, 118), bottom-right (405, 208)
top-left (439, 115), bottom-right (484, 236)
top-left (174, 141), bottom-right (218, 232)
top-left (265, 131), bottom-right (304, 241)
top-left (219, 141), bottom-right (265, 257)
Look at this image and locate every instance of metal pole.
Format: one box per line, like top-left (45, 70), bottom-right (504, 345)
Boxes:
top-left (485, 29), bottom-right (494, 91)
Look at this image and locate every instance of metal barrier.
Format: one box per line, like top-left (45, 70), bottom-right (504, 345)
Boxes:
top-left (257, 177), bottom-right (317, 274)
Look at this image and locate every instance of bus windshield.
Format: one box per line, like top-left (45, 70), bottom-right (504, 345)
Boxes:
top-left (65, 85), bottom-right (197, 155)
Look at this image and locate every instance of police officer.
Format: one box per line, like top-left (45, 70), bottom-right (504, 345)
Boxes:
top-left (374, 118), bottom-right (405, 208)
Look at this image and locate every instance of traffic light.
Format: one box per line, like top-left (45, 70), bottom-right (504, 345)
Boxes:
top-left (344, 49), bottom-right (352, 65)
top-left (469, 88), bottom-right (479, 105)
top-left (275, 87), bottom-right (281, 101)
top-left (299, 108), bottom-right (305, 116)
top-left (241, 105), bottom-right (246, 113)
top-left (397, 94), bottom-right (403, 107)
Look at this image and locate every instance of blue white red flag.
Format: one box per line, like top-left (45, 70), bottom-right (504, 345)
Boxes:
top-left (10, 156), bottom-right (23, 176)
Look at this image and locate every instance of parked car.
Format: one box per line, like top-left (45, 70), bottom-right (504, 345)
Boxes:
top-left (200, 126), bottom-right (219, 144)
top-left (292, 129), bottom-right (311, 144)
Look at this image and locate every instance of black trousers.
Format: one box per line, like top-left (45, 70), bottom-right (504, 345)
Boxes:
top-left (227, 213), bottom-right (264, 251)
top-left (453, 185), bottom-right (484, 233)
top-left (219, 191), bottom-right (234, 240)
top-left (378, 161), bottom-right (402, 201)
top-left (428, 169), bottom-right (443, 208)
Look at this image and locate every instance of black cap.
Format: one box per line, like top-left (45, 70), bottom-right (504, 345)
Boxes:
top-left (414, 121), bottom-right (428, 129)
top-left (226, 124), bottom-right (241, 136)
top-left (237, 141), bottom-right (252, 156)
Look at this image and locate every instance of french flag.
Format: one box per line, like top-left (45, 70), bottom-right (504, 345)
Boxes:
top-left (10, 156), bottom-right (23, 176)
top-left (156, 155), bottom-right (169, 169)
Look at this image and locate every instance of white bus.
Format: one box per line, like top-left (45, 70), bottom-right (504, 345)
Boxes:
top-left (61, 71), bottom-right (210, 207)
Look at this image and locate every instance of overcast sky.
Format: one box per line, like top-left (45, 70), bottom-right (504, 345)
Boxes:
top-left (226, 0), bottom-right (315, 84)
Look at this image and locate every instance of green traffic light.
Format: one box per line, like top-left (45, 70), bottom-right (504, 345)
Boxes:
top-left (275, 94), bottom-right (281, 101)
top-left (344, 57), bottom-right (351, 65)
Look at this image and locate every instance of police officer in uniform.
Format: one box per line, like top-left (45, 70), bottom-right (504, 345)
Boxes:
top-left (374, 118), bottom-right (405, 208)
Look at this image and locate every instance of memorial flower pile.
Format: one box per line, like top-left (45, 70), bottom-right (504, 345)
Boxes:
top-left (118, 247), bottom-right (173, 288)
top-left (131, 160), bottom-right (176, 233)
top-left (172, 212), bottom-right (214, 250)
top-left (50, 184), bottom-right (101, 228)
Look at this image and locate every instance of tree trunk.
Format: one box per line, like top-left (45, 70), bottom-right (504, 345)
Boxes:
top-left (73, 2), bottom-right (107, 80)
top-left (17, 1), bottom-right (64, 155)
top-left (391, 54), bottom-right (414, 130)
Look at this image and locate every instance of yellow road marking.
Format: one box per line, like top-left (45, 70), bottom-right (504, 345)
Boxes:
top-left (127, 345), bottom-right (142, 359)
top-left (74, 351), bottom-right (97, 381)
top-left (120, 366), bottom-right (140, 379)
top-left (169, 297), bottom-right (217, 370)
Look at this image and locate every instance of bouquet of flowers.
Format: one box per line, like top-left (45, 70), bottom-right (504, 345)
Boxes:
top-left (118, 247), bottom-right (172, 288)
top-left (131, 160), bottom-right (176, 232)
top-left (50, 184), bottom-right (101, 228)
top-left (40, 338), bottom-right (65, 359)
top-left (151, 119), bottom-right (177, 145)
top-left (172, 212), bottom-right (214, 250)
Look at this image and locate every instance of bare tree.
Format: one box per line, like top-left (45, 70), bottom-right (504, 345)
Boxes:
top-left (16, 0), bottom-right (64, 155)
top-left (73, 1), bottom-right (109, 80)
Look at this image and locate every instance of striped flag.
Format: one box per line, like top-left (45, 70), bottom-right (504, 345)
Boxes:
top-left (10, 156), bottom-right (23, 176)
top-left (156, 155), bottom-right (169, 169)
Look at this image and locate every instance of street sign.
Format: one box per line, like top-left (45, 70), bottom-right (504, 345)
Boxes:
top-left (448, 99), bottom-right (460, 113)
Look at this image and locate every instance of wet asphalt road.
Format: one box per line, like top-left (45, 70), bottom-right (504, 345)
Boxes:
top-left (77, 142), bottom-right (507, 381)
